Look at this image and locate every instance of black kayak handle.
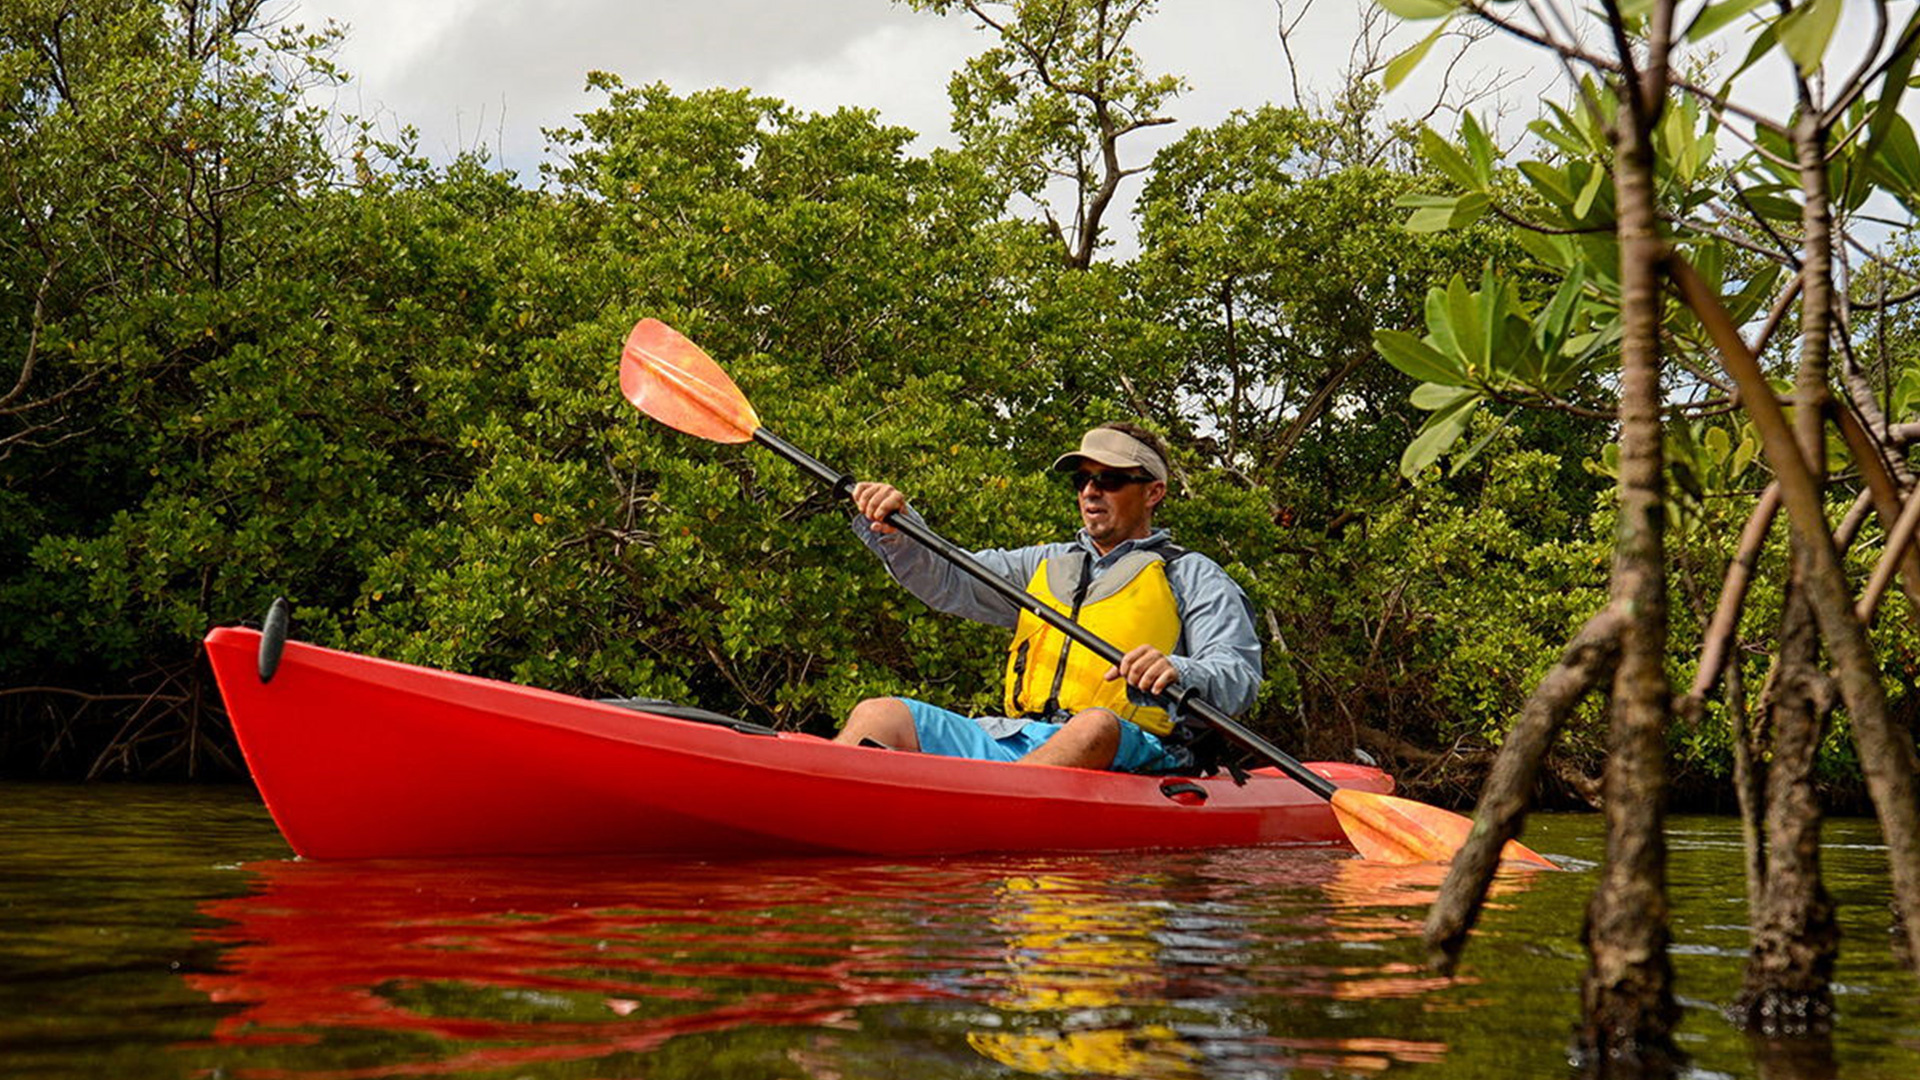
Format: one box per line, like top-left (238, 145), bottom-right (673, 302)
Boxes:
top-left (258, 597), bottom-right (291, 683)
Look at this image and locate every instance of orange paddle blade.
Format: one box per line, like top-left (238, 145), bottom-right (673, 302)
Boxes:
top-left (620, 318), bottom-right (761, 443)
top-left (1331, 789), bottom-right (1557, 869)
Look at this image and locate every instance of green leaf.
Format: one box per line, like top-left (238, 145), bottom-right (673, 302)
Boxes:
top-left (1450, 191), bottom-right (1490, 225)
top-left (1726, 263), bottom-right (1783, 326)
top-left (1535, 264), bottom-right (1588, 360)
top-left (1411, 382), bottom-right (1476, 410)
top-left (1385, 19), bottom-right (1449, 91)
top-left (1659, 97), bottom-right (1708, 183)
top-left (1551, 321), bottom-right (1621, 391)
top-left (1399, 394), bottom-right (1479, 478)
top-left (1420, 126), bottom-right (1482, 190)
top-left (1375, 329), bottom-right (1465, 385)
top-left (1519, 161), bottom-right (1573, 208)
top-left (1514, 228), bottom-right (1573, 270)
top-left (1739, 184), bottom-right (1802, 222)
top-left (1374, 0), bottom-right (1459, 18)
top-left (1602, 443), bottom-right (1622, 476)
top-left (1426, 285), bottom-right (1461, 359)
top-left (1866, 113), bottom-right (1920, 208)
top-left (1875, 16), bottom-right (1920, 154)
top-left (1447, 274), bottom-right (1484, 375)
top-left (1530, 118), bottom-right (1590, 160)
top-left (1686, 0), bottom-right (1773, 41)
top-left (1476, 263), bottom-right (1501, 373)
top-left (1573, 160), bottom-right (1608, 219)
top-left (1405, 206), bottom-right (1457, 233)
top-left (1402, 192), bottom-right (1488, 232)
top-left (1777, 0), bottom-right (1842, 76)
top-left (1461, 112), bottom-right (1496, 181)
top-left (1703, 425), bottom-right (1731, 466)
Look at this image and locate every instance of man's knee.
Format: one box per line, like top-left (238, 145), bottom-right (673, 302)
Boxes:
top-left (839, 697), bottom-right (920, 751)
top-left (1063, 708), bottom-right (1122, 748)
top-left (1022, 708), bottom-right (1121, 768)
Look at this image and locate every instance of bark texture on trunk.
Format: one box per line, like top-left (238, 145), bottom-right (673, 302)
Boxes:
top-left (1735, 586), bottom-right (1839, 1035)
top-left (1577, 83), bottom-right (1678, 1071)
top-left (1731, 112), bottom-right (1847, 1035)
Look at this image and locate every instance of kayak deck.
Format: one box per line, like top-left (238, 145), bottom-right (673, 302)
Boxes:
top-left (204, 626), bottom-right (1393, 860)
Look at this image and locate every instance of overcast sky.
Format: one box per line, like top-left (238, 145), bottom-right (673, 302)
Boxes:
top-left (285, 1), bottom-right (1517, 173)
top-left (281, 0), bottom-right (1895, 250)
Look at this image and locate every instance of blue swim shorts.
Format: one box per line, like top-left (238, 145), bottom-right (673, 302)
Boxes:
top-left (897, 698), bottom-right (1178, 773)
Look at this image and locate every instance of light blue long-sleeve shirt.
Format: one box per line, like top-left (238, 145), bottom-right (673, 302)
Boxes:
top-left (851, 510), bottom-right (1263, 733)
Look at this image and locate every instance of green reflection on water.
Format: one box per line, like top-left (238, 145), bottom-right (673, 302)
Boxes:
top-left (2, 784), bottom-right (1917, 1079)
top-left (1, 783), bottom-right (288, 1079)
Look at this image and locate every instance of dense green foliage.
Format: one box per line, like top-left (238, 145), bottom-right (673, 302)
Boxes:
top-left (9, 0), bottom-right (1908, 808)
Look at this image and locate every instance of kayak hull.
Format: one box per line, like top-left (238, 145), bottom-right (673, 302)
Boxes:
top-left (203, 626), bottom-right (1393, 860)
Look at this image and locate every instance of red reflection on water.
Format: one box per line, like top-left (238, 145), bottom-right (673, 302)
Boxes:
top-left (186, 849), bottom-right (1515, 1078)
top-left (187, 856), bottom-right (1009, 1078)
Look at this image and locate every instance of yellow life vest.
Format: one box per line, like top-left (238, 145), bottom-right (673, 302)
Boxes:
top-left (1002, 549), bottom-right (1183, 735)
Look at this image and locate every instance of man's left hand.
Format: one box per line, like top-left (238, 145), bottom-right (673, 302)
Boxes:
top-left (1106, 644), bottom-right (1180, 696)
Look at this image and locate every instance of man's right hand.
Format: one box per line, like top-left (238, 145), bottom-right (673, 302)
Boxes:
top-left (851, 481), bottom-right (908, 535)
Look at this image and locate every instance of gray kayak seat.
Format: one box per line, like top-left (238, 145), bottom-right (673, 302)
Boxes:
top-left (596, 697), bottom-right (779, 736)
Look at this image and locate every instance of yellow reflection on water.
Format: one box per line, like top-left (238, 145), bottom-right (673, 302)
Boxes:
top-left (967, 873), bottom-right (1202, 1079)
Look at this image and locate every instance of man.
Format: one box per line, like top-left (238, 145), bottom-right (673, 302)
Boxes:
top-left (832, 422), bottom-right (1261, 772)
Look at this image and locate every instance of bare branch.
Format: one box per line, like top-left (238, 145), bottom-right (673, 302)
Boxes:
top-left (1683, 484), bottom-right (1780, 709)
top-left (1425, 607), bottom-right (1627, 974)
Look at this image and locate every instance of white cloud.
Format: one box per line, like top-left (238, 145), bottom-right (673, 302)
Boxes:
top-left (759, 21), bottom-right (977, 149)
top-left (292, 0), bottom-right (978, 170)
top-left (285, 0), bottom-right (1906, 226)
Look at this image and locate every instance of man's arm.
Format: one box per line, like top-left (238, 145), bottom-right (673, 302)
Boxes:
top-left (1160, 554), bottom-right (1263, 718)
top-left (847, 483), bottom-right (1050, 629)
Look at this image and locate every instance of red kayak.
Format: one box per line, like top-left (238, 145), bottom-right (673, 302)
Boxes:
top-left (203, 626), bottom-right (1393, 860)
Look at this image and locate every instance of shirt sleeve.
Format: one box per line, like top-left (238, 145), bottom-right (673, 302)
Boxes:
top-left (1164, 553), bottom-right (1263, 720)
top-left (849, 510), bottom-right (1052, 630)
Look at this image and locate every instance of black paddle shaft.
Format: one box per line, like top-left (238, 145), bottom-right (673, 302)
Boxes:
top-left (751, 428), bottom-right (1341, 799)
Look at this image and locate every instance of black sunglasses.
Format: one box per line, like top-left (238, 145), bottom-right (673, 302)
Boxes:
top-left (1068, 470), bottom-right (1155, 493)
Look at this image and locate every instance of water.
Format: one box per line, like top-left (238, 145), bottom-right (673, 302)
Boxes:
top-left (2, 784), bottom-right (1916, 1079)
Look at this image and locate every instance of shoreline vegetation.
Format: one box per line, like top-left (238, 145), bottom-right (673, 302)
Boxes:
top-left (1, 3), bottom-right (1912, 817)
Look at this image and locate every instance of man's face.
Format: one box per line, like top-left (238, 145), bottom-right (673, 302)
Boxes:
top-left (1073, 464), bottom-right (1164, 553)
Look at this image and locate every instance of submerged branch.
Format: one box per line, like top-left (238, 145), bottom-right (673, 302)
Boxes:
top-left (1425, 607), bottom-right (1626, 974)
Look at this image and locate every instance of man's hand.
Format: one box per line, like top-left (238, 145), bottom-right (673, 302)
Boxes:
top-left (1106, 644), bottom-right (1180, 696)
top-left (851, 481), bottom-right (908, 535)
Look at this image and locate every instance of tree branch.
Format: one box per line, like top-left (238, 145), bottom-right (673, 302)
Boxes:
top-left (1425, 607), bottom-right (1626, 974)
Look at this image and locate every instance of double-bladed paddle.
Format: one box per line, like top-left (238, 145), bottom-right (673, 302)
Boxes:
top-left (619, 317), bottom-right (1554, 868)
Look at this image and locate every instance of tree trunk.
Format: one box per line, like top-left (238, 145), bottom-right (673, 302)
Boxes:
top-left (1732, 109), bottom-right (1850, 1033)
top-left (1735, 585), bottom-right (1840, 1034)
top-left (1577, 81), bottom-right (1679, 1070)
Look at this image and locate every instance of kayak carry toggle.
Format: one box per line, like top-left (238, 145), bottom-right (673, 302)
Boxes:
top-left (257, 597), bottom-right (291, 684)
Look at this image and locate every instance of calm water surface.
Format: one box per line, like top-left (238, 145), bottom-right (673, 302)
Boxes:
top-left (2, 783), bottom-right (1917, 1079)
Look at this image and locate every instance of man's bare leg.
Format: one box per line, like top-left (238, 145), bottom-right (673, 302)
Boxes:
top-left (1019, 709), bottom-right (1120, 769)
top-left (834, 697), bottom-right (921, 750)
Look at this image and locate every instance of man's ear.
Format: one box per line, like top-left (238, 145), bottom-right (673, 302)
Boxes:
top-left (1145, 480), bottom-right (1167, 512)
